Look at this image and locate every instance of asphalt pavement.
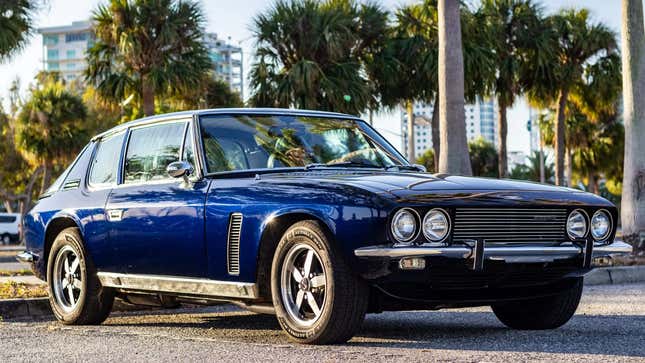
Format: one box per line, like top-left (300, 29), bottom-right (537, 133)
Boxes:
top-left (1, 282), bottom-right (643, 362)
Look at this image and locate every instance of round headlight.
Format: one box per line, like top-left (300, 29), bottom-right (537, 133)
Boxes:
top-left (422, 208), bottom-right (450, 243)
top-left (591, 210), bottom-right (611, 240)
top-left (391, 208), bottom-right (418, 243)
top-left (567, 209), bottom-right (588, 240)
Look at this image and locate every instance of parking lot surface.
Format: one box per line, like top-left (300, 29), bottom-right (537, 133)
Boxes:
top-left (1, 283), bottom-right (644, 362)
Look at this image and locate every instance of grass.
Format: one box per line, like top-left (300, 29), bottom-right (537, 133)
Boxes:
top-left (0, 269), bottom-right (34, 277)
top-left (0, 281), bottom-right (48, 299)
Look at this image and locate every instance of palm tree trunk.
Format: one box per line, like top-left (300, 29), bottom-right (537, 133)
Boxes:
top-left (565, 147), bottom-right (573, 187)
top-left (142, 76), bottom-right (155, 116)
top-left (437, 0), bottom-right (472, 176)
top-left (554, 88), bottom-right (568, 186)
top-left (431, 92), bottom-right (440, 171)
top-left (406, 100), bottom-right (415, 163)
top-left (40, 160), bottom-right (52, 196)
top-left (497, 98), bottom-right (508, 178)
top-left (3, 201), bottom-right (13, 213)
top-left (621, 0), bottom-right (645, 252)
top-left (588, 171), bottom-right (598, 194)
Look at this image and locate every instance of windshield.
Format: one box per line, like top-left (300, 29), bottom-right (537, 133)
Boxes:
top-left (199, 114), bottom-right (406, 173)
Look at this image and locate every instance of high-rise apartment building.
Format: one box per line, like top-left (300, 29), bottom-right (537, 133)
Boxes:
top-left (401, 97), bottom-right (498, 159)
top-left (204, 33), bottom-right (243, 96)
top-left (38, 21), bottom-right (93, 83)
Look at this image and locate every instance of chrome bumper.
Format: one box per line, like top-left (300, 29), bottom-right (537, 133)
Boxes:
top-left (16, 251), bottom-right (35, 264)
top-left (354, 240), bottom-right (632, 266)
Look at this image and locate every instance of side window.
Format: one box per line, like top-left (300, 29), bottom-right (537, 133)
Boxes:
top-left (89, 132), bottom-right (125, 187)
top-left (124, 122), bottom-right (186, 184)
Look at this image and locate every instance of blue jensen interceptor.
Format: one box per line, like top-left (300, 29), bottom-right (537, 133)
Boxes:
top-left (17, 108), bottom-right (631, 344)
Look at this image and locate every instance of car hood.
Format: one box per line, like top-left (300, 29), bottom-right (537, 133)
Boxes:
top-left (263, 170), bottom-right (612, 207)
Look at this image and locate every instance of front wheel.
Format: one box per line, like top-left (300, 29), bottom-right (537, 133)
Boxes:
top-left (492, 277), bottom-right (583, 330)
top-left (47, 227), bottom-right (115, 324)
top-left (271, 220), bottom-right (368, 344)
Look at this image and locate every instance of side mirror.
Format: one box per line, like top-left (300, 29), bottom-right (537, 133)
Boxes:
top-left (166, 161), bottom-right (194, 180)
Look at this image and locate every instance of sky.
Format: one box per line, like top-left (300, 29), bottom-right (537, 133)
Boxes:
top-left (0, 0), bottom-right (629, 154)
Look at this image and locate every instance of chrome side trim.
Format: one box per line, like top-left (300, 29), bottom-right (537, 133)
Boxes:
top-left (97, 272), bottom-right (258, 299)
top-left (354, 240), bottom-right (632, 263)
top-left (16, 251), bottom-right (35, 263)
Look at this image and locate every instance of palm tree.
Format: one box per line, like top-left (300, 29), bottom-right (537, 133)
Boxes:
top-left (468, 137), bottom-right (498, 177)
top-left (480, 0), bottom-right (548, 178)
top-left (86, 0), bottom-right (212, 117)
top-left (387, 1), bottom-right (493, 165)
top-left (510, 151), bottom-right (554, 183)
top-left (529, 9), bottom-right (617, 186)
top-left (0, 1), bottom-right (38, 61)
top-left (249, 0), bottom-right (382, 116)
top-left (438, 0), bottom-right (471, 175)
top-left (15, 76), bottom-right (88, 194)
top-left (620, 0), bottom-right (645, 252)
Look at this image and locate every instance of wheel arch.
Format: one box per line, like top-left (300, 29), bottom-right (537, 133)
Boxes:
top-left (42, 213), bottom-right (83, 281)
top-left (255, 210), bottom-right (336, 302)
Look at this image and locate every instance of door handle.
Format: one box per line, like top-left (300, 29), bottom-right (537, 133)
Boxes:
top-left (107, 209), bottom-right (123, 222)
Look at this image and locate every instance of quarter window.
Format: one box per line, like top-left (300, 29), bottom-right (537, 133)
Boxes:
top-left (88, 132), bottom-right (125, 186)
top-left (124, 122), bottom-right (186, 184)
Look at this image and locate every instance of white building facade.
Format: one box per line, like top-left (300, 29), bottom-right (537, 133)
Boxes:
top-left (401, 97), bottom-right (499, 159)
top-left (204, 33), bottom-right (243, 96)
top-left (38, 21), bottom-right (93, 83)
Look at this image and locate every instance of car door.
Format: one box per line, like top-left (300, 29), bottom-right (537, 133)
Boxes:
top-left (105, 119), bottom-right (209, 277)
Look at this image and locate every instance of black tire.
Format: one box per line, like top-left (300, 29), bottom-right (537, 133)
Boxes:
top-left (1, 234), bottom-right (10, 245)
top-left (47, 227), bottom-right (115, 325)
top-left (492, 278), bottom-right (583, 330)
top-left (271, 220), bottom-right (368, 344)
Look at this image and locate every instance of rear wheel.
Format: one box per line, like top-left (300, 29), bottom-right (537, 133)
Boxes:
top-left (1, 234), bottom-right (10, 245)
top-left (492, 278), bottom-right (583, 330)
top-left (271, 220), bottom-right (368, 344)
top-left (47, 227), bottom-right (115, 325)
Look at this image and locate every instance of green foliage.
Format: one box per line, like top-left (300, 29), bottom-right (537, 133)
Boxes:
top-left (167, 77), bottom-right (244, 111)
top-left (86, 0), bottom-right (212, 116)
top-left (509, 151), bottom-right (554, 183)
top-left (249, 0), bottom-right (385, 114)
top-left (0, 0), bottom-right (38, 61)
top-left (416, 148), bottom-right (435, 173)
top-left (468, 137), bottom-right (498, 177)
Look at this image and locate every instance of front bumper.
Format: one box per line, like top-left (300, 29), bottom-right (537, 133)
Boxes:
top-left (355, 240), bottom-right (632, 269)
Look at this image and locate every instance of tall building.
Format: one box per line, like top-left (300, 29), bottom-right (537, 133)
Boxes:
top-left (204, 33), bottom-right (243, 96)
top-left (528, 106), bottom-right (541, 153)
top-left (401, 97), bottom-right (498, 159)
top-left (38, 21), bottom-right (93, 83)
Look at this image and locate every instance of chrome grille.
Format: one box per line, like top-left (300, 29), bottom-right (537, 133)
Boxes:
top-left (227, 213), bottom-right (243, 275)
top-left (453, 208), bottom-right (568, 244)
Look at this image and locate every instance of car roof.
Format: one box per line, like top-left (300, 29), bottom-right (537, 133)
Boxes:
top-left (92, 108), bottom-right (362, 141)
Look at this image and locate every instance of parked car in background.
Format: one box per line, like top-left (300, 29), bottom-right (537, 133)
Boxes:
top-left (0, 213), bottom-right (21, 245)
top-left (18, 109), bottom-right (632, 344)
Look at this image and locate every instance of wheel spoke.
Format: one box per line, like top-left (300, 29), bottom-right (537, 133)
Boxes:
top-left (72, 278), bottom-right (82, 290)
top-left (295, 290), bottom-right (305, 309)
top-left (303, 250), bottom-right (314, 276)
top-left (61, 280), bottom-right (69, 290)
top-left (292, 268), bottom-right (303, 283)
top-left (67, 285), bottom-right (75, 306)
top-left (64, 257), bottom-right (71, 274)
top-left (70, 258), bottom-right (80, 274)
top-left (310, 275), bottom-right (325, 288)
top-left (306, 292), bottom-right (321, 316)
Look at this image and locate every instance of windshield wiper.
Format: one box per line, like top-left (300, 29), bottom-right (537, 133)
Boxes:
top-left (304, 161), bottom-right (382, 170)
top-left (385, 165), bottom-right (426, 172)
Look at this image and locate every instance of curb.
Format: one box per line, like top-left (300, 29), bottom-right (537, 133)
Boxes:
top-left (584, 265), bottom-right (645, 286)
top-left (0, 297), bottom-right (156, 320)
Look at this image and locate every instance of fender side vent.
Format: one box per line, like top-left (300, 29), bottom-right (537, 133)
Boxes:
top-left (227, 213), bottom-right (243, 275)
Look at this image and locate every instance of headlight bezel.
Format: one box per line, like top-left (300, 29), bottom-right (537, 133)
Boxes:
top-left (422, 208), bottom-right (451, 243)
top-left (566, 209), bottom-right (589, 240)
top-left (390, 208), bottom-right (420, 244)
top-left (590, 209), bottom-right (612, 241)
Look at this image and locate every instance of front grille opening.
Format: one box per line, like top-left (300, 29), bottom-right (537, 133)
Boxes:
top-left (452, 208), bottom-right (567, 245)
